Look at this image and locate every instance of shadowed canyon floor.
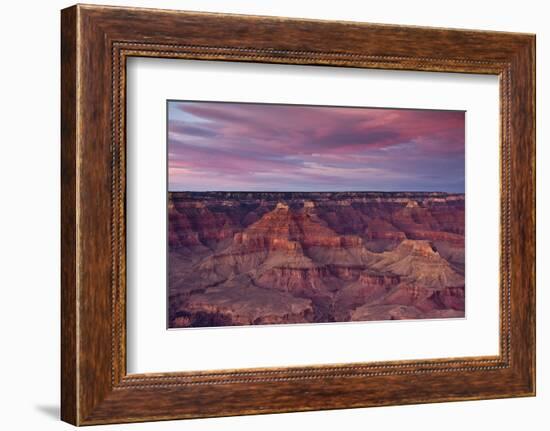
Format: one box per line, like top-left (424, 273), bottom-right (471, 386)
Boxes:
top-left (168, 192), bottom-right (465, 328)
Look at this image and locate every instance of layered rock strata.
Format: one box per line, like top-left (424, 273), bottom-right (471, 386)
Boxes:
top-left (168, 191), bottom-right (465, 327)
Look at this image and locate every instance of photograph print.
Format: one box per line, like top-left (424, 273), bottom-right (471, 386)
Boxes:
top-left (167, 101), bottom-right (465, 329)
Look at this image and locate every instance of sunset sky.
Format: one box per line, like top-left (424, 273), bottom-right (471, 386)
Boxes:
top-left (168, 101), bottom-right (465, 192)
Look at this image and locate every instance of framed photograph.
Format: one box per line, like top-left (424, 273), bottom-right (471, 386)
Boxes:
top-left (61, 4), bottom-right (536, 425)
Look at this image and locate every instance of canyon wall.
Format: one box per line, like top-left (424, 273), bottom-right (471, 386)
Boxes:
top-left (168, 191), bottom-right (465, 328)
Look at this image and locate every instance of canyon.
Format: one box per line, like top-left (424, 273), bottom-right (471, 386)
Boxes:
top-left (168, 191), bottom-right (465, 328)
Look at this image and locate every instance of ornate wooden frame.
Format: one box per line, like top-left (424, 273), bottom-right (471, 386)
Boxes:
top-left (61, 4), bottom-right (536, 426)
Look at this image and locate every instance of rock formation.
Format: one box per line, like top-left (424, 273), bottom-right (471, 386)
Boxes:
top-left (168, 191), bottom-right (465, 327)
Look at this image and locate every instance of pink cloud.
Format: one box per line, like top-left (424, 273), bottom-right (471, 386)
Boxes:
top-left (168, 101), bottom-right (465, 192)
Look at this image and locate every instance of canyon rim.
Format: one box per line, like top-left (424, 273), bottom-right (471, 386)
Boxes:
top-left (167, 101), bottom-right (465, 328)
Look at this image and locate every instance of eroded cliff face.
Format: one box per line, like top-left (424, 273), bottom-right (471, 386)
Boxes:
top-left (168, 192), bottom-right (465, 327)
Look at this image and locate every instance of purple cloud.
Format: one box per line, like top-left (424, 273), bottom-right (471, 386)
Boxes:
top-left (168, 101), bottom-right (465, 192)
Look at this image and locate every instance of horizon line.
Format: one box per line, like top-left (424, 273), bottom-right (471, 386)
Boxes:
top-left (168, 190), bottom-right (465, 194)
